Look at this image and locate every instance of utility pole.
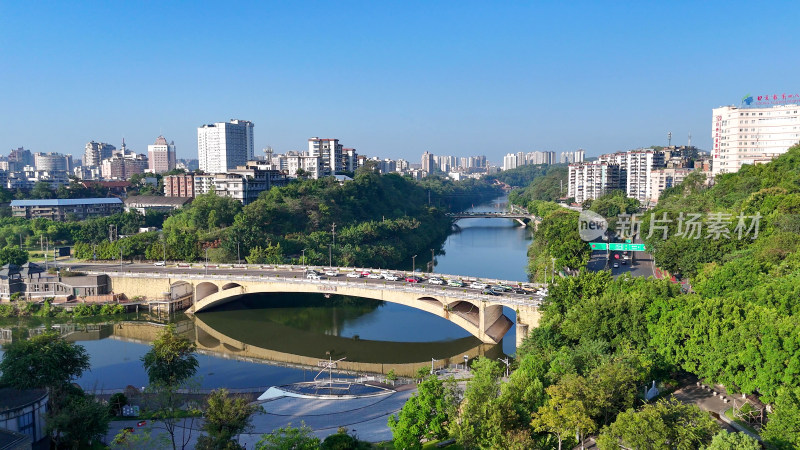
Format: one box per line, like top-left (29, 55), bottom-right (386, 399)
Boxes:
top-left (412, 254), bottom-right (417, 273)
top-left (331, 223), bottom-right (336, 246)
top-left (430, 248), bottom-right (435, 273)
top-left (237, 242), bottom-right (241, 265)
top-left (302, 249), bottom-right (306, 267)
top-left (328, 244), bottom-right (332, 267)
top-left (498, 357), bottom-right (510, 378)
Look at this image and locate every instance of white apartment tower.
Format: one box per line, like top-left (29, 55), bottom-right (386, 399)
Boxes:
top-left (712, 100), bottom-right (800, 176)
top-left (83, 141), bottom-right (115, 167)
top-left (198, 119), bottom-right (254, 173)
top-left (148, 135), bottom-right (177, 173)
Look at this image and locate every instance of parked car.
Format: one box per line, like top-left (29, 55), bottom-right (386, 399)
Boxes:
top-left (470, 282), bottom-right (488, 289)
top-left (306, 273), bottom-right (323, 280)
top-left (495, 284), bottom-right (513, 291)
top-left (360, 271), bottom-right (372, 277)
top-left (153, 261), bottom-right (165, 266)
top-left (512, 288), bottom-right (529, 295)
top-left (447, 279), bottom-right (465, 287)
top-left (324, 270), bottom-right (339, 277)
top-left (406, 276), bottom-right (422, 283)
top-left (613, 263), bottom-right (619, 268)
top-left (384, 274), bottom-right (400, 281)
top-left (428, 277), bottom-right (445, 285)
top-left (367, 273), bottom-right (382, 279)
top-left (346, 272), bottom-right (362, 278)
top-left (481, 289), bottom-right (501, 296)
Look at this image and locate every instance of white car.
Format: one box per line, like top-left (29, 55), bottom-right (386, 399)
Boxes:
top-left (428, 278), bottom-right (445, 285)
top-left (306, 273), bottom-right (323, 280)
top-left (384, 274), bottom-right (400, 281)
top-left (367, 273), bottom-right (382, 279)
top-left (153, 261), bottom-right (165, 266)
top-left (470, 282), bottom-right (488, 289)
top-left (346, 272), bottom-right (362, 278)
top-left (324, 270), bottom-right (339, 277)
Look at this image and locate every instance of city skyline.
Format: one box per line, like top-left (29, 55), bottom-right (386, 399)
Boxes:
top-left (2, 2), bottom-right (799, 162)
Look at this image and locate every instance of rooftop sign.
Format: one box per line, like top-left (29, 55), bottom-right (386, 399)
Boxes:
top-left (740, 93), bottom-right (800, 108)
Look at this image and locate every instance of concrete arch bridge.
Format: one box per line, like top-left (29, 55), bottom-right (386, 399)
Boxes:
top-left (101, 270), bottom-right (543, 348)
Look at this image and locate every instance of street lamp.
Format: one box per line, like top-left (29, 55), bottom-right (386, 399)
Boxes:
top-left (412, 254), bottom-right (417, 273)
top-left (237, 242), bottom-right (241, 265)
top-left (463, 355), bottom-right (469, 371)
top-left (328, 244), bottom-right (333, 268)
top-left (302, 248), bottom-right (307, 267)
top-left (498, 357), bottom-right (510, 378)
top-left (431, 357), bottom-right (435, 375)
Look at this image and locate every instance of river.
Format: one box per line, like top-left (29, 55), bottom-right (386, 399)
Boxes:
top-left (0, 195), bottom-right (533, 390)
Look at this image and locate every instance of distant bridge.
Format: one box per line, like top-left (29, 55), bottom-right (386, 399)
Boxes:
top-left (446, 211), bottom-right (540, 227)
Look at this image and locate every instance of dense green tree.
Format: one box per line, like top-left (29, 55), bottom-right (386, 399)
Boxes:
top-left (0, 331), bottom-right (90, 391)
top-left (388, 375), bottom-right (452, 450)
top-left (596, 397), bottom-right (719, 450)
top-left (48, 393), bottom-right (111, 449)
top-left (197, 389), bottom-right (261, 450)
top-left (141, 324), bottom-right (198, 386)
top-left (706, 431), bottom-right (761, 450)
top-left (531, 374), bottom-right (596, 450)
top-left (449, 358), bottom-right (505, 448)
top-left (762, 387), bottom-right (800, 448)
top-left (255, 423), bottom-right (320, 450)
top-left (0, 245), bottom-right (28, 265)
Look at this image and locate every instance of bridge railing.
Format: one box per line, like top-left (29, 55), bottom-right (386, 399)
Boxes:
top-left (96, 270), bottom-right (544, 306)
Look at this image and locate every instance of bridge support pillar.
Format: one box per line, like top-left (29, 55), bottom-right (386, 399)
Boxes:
top-left (514, 305), bottom-right (541, 349)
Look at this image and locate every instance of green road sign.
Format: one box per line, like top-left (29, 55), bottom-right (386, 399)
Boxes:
top-left (588, 242), bottom-right (646, 252)
top-left (610, 243), bottom-right (646, 251)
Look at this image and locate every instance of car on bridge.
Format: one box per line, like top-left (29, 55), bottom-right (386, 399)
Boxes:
top-left (494, 284), bottom-right (513, 291)
top-left (367, 273), bottom-right (382, 279)
top-left (428, 277), bottom-right (445, 285)
top-left (324, 269), bottom-right (339, 277)
top-left (447, 279), bottom-right (465, 287)
top-left (153, 261), bottom-right (165, 266)
top-left (383, 273), bottom-right (401, 281)
top-left (346, 272), bottom-right (362, 278)
top-left (306, 273), bottom-right (324, 280)
top-left (512, 288), bottom-right (529, 295)
top-left (470, 281), bottom-right (488, 289)
top-left (481, 289), bottom-right (501, 296)
top-left (406, 276), bottom-right (422, 283)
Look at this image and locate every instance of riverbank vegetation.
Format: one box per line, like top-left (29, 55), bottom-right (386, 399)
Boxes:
top-left (387, 146), bottom-right (800, 446)
top-left (506, 165), bottom-right (568, 203)
top-left (71, 168), bottom-right (502, 268)
top-left (0, 300), bottom-right (125, 318)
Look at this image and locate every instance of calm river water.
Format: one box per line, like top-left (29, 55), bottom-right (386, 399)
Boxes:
top-left (0, 196), bottom-right (533, 390)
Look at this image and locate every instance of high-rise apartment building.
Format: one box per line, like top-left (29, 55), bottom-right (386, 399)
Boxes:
top-left (421, 151), bottom-right (435, 174)
top-left (712, 98), bottom-right (800, 176)
top-left (308, 138), bottom-right (343, 174)
top-left (100, 141), bottom-right (148, 180)
top-left (502, 153), bottom-right (517, 171)
top-left (568, 162), bottom-right (623, 204)
top-left (8, 147), bottom-right (34, 171)
top-left (83, 141), bottom-right (115, 167)
top-left (148, 135), bottom-right (177, 173)
top-left (559, 149), bottom-right (585, 164)
top-left (198, 119), bottom-right (254, 173)
top-left (626, 150), bottom-right (665, 203)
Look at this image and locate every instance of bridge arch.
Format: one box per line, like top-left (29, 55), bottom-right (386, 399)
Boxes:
top-left (196, 282), bottom-right (220, 302)
top-left (221, 282), bottom-right (242, 291)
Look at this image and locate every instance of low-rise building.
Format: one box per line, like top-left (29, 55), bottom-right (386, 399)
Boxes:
top-left (195, 162), bottom-right (288, 204)
top-left (10, 198), bottom-right (123, 221)
top-left (124, 196), bottom-right (192, 214)
top-left (164, 173), bottom-right (195, 198)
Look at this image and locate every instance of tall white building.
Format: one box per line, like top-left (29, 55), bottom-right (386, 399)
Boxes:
top-left (198, 119), bottom-right (254, 173)
top-left (568, 162), bottom-right (623, 204)
top-left (626, 150), bottom-right (665, 203)
top-left (308, 137), bottom-right (343, 174)
top-left (712, 99), bottom-right (800, 176)
top-left (502, 153), bottom-right (517, 171)
top-left (83, 141), bottom-right (115, 167)
top-left (147, 135), bottom-right (177, 173)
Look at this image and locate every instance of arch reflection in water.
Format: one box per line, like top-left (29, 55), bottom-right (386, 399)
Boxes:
top-left (192, 293), bottom-right (505, 377)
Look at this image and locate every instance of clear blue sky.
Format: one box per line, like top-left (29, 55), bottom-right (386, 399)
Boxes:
top-left (1, 1), bottom-right (798, 164)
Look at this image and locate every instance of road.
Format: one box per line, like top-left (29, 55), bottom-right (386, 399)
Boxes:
top-left (60, 261), bottom-right (546, 304)
top-left (586, 249), bottom-right (655, 279)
